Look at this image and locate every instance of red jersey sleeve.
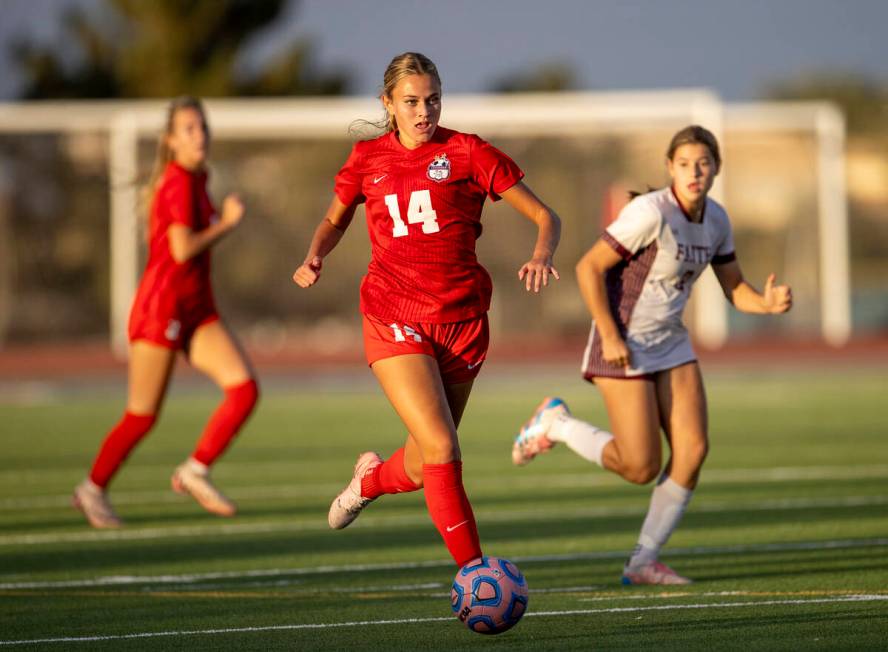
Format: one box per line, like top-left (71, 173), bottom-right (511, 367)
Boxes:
top-left (163, 173), bottom-right (196, 228)
top-left (468, 135), bottom-right (524, 201)
top-left (334, 143), bottom-right (367, 206)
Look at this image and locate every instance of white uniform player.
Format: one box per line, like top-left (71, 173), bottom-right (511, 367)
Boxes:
top-left (511, 126), bottom-right (792, 586)
top-left (582, 187), bottom-right (736, 380)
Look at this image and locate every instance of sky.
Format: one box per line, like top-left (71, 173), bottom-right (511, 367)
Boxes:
top-left (1, 0), bottom-right (887, 101)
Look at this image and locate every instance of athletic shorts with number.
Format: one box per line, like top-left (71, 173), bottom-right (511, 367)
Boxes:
top-left (362, 313), bottom-right (489, 385)
top-left (127, 294), bottom-right (219, 351)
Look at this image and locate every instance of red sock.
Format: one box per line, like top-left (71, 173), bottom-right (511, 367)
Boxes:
top-left (89, 411), bottom-right (157, 488)
top-left (362, 447), bottom-right (422, 499)
top-left (192, 379), bottom-right (258, 465)
top-left (422, 461), bottom-right (482, 567)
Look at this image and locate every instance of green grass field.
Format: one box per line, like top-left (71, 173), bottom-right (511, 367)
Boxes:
top-left (1, 365), bottom-right (887, 650)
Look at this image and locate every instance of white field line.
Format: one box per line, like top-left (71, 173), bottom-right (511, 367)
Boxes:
top-left (1, 595), bottom-right (887, 647)
top-left (2, 463), bottom-right (887, 510)
top-left (2, 493), bottom-right (887, 547)
top-left (2, 537), bottom-right (887, 590)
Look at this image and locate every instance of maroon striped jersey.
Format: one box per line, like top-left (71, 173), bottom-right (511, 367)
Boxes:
top-left (334, 127), bottom-right (524, 323)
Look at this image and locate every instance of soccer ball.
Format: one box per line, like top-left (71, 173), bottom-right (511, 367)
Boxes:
top-left (451, 556), bottom-right (528, 635)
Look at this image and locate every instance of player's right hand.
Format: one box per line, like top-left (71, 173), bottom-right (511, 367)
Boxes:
top-left (220, 194), bottom-right (245, 229)
top-left (293, 256), bottom-right (323, 288)
top-left (601, 335), bottom-right (631, 368)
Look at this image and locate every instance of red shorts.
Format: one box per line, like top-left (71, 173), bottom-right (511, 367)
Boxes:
top-left (128, 298), bottom-right (219, 351)
top-left (362, 313), bottom-right (489, 385)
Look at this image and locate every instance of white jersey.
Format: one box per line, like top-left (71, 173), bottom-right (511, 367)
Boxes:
top-left (582, 186), bottom-right (735, 379)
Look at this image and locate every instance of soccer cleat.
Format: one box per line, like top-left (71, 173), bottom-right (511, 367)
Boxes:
top-left (328, 451), bottom-right (383, 530)
top-left (512, 397), bottom-right (570, 466)
top-left (171, 463), bottom-right (237, 517)
top-left (72, 479), bottom-right (122, 529)
top-left (621, 561), bottom-right (692, 585)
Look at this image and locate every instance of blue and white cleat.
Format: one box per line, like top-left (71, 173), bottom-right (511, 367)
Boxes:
top-left (512, 397), bottom-right (570, 466)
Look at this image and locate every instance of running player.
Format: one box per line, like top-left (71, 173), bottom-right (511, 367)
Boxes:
top-left (293, 52), bottom-right (561, 568)
top-left (512, 125), bottom-right (792, 584)
top-left (73, 96), bottom-right (259, 528)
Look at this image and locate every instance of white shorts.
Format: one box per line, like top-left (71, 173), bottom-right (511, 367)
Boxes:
top-left (582, 322), bottom-right (696, 382)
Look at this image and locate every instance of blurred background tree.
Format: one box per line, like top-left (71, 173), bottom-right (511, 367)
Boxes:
top-left (764, 73), bottom-right (888, 136)
top-left (492, 61), bottom-right (577, 93)
top-left (10, 0), bottom-right (349, 98)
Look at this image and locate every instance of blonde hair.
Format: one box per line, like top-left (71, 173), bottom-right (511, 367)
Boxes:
top-left (349, 52), bottom-right (442, 139)
top-left (666, 125), bottom-right (721, 168)
top-left (141, 96), bottom-right (209, 232)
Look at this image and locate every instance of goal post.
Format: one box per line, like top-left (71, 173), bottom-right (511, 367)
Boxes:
top-left (106, 90), bottom-right (728, 355)
top-left (724, 102), bottom-right (850, 346)
top-left (0, 92), bottom-right (849, 354)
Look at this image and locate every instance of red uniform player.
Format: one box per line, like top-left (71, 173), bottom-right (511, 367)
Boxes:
top-left (293, 52), bottom-right (561, 568)
top-left (73, 97), bottom-right (259, 528)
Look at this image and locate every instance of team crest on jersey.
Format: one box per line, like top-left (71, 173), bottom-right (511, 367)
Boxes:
top-left (427, 153), bottom-right (451, 182)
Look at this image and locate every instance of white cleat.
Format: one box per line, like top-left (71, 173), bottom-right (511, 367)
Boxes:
top-left (328, 451), bottom-right (383, 530)
top-left (621, 561), bottom-right (692, 585)
top-left (171, 462), bottom-right (237, 517)
top-left (72, 479), bottom-right (122, 529)
top-left (512, 397), bottom-right (570, 466)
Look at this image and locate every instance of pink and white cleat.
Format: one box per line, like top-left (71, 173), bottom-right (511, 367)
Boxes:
top-left (327, 451), bottom-right (383, 530)
top-left (621, 561), bottom-right (692, 585)
top-left (171, 462), bottom-right (237, 517)
top-left (72, 479), bottom-right (123, 529)
top-left (512, 397), bottom-right (570, 466)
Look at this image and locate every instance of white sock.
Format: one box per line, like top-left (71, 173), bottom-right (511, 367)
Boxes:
top-left (185, 457), bottom-right (209, 475)
top-left (548, 415), bottom-right (614, 467)
top-left (627, 475), bottom-right (693, 569)
top-left (79, 478), bottom-right (103, 495)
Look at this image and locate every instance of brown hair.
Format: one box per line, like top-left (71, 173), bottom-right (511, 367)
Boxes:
top-left (349, 52), bottom-right (442, 139)
top-left (666, 124), bottom-right (721, 168)
top-left (141, 96), bottom-right (209, 232)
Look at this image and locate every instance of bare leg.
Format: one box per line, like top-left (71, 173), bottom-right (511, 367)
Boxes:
top-left (655, 362), bottom-right (708, 489)
top-left (126, 340), bottom-right (178, 415)
top-left (74, 340), bottom-right (176, 528)
top-left (372, 354), bottom-right (482, 566)
top-left (623, 362), bottom-right (707, 582)
top-left (171, 320), bottom-right (258, 516)
top-left (594, 377), bottom-right (662, 484)
top-left (188, 319), bottom-right (254, 388)
top-left (403, 378), bottom-right (474, 486)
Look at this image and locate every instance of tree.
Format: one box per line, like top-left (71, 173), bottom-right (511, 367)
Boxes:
top-left (11, 0), bottom-right (349, 99)
top-left (763, 73), bottom-right (888, 135)
top-left (491, 61), bottom-right (577, 94)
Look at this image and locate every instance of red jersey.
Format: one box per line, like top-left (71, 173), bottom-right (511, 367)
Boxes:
top-left (334, 127), bottom-right (524, 323)
top-left (131, 162), bottom-right (216, 324)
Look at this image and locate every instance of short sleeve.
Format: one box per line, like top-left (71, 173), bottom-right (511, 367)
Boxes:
top-left (603, 196), bottom-right (661, 259)
top-left (163, 174), bottom-right (195, 228)
top-left (334, 144), bottom-right (366, 206)
top-left (468, 135), bottom-right (524, 201)
top-left (711, 213), bottom-right (737, 264)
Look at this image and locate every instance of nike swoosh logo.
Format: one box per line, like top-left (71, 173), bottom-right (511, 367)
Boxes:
top-left (445, 520), bottom-right (468, 533)
top-left (467, 358), bottom-right (485, 370)
top-left (373, 174), bottom-right (387, 184)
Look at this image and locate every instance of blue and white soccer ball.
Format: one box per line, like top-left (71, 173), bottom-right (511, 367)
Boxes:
top-left (451, 556), bottom-right (528, 634)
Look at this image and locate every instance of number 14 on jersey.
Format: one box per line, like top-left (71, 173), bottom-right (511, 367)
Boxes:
top-left (384, 190), bottom-right (440, 237)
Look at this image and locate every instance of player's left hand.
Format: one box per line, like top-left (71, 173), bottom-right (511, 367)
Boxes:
top-left (220, 194), bottom-right (245, 229)
top-left (293, 256), bottom-right (323, 288)
top-left (518, 255), bottom-right (560, 293)
top-left (763, 273), bottom-right (792, 313)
